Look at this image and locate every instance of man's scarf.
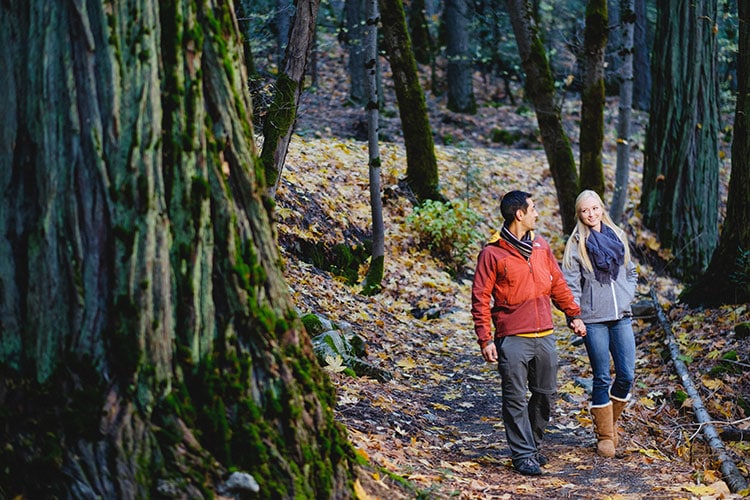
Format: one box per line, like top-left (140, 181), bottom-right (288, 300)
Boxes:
top-left (585, 224), bottom-right (625, 284)
top-left (501, 225), bottom-right (533, 260)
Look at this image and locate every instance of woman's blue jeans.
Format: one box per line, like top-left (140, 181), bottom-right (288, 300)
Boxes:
top-left (583, 318), bottom-right (635, 405)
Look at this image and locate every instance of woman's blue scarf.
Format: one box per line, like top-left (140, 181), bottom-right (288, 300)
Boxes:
top-left (585, 224), bottom-right (625, 284)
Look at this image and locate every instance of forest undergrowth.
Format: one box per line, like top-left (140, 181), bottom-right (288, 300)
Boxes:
top-left (265, 35), bottom-right (750, 499)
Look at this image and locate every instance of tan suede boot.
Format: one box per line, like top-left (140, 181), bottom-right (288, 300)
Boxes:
top-left (611, 395), bottom-right (629, 448)
top-left (590, 403), bottom-right (616, 458)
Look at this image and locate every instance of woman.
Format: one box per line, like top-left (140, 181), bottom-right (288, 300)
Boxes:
top-left (562, 190), bottom-right (638, 458)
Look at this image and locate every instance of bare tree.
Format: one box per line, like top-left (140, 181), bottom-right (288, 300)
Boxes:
top-left (361, 0), bottom-right (385, 295)
top-left (610, 0), bottom-right (635, 223)
top-left (505, 0), bottom-right (579, 233)
top-left (445, 0), bottom-right (477, 113)
top-left (261, 0), bottom-right (321, 197)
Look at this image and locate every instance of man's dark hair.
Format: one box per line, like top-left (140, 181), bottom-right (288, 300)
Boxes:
top-left (500, 190), bottom-right (532, 223)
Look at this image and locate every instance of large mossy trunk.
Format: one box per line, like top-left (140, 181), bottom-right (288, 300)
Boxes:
top-left (379, 0), bottom-right (442, 202)
top-left (0, 1), bottom-right (353, 498)
top-left (641, 0), bottom-right (720, 279)
top-left (505, 0), bottom-right (579, 234)
top-left (681, 1), bottom-right (750, 307)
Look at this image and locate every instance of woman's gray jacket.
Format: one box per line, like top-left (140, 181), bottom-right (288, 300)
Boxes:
top-left (562, 239), bottom-right (638, 324)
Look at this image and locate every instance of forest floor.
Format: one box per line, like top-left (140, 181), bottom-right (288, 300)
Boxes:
top-left (262, 35), bottom-right (750, 499)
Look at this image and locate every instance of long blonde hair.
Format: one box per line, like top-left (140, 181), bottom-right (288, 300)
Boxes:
top-left (562, 190), bottom-right (631, 272)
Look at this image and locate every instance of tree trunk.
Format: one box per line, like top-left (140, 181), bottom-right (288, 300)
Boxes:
top-left (505, 0), bottom-right (579, 234)
top-left (632, 0), bottom-right (651, 111)
top-left (362, 0), bottom-right (385, 296)
top-left (0, 1), bottom-right (353, 498)
top-left (681, 0), bottom-right (750, 306)
top-left (641, 0), bottom-right (720, 279)
top-left (445, 0), bottom-right (477, 114)
top-left (579, 0), bottom-right (608, 195)
top-left (344, 0), bottom-right (368, 104)
top-left (610, 0), bottom-right (635, 224)
top-left (276, 0), bottom-right (292, 67)
top-left (408, 0), bottom-right (435, 66)
top-left (379, 0), bottom-right (443, 202)
top-left (261, 0), bottom-right (321, 197)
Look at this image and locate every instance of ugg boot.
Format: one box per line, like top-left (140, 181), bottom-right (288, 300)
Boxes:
top-left (590, 403), bottom-right (616, 458)
top-left (611, 394), bottom-right (630, 448)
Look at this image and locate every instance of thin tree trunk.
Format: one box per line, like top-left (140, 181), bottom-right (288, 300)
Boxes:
top-left (681, 0), bottom-right (750, 306)
top-left (261, 0), bottom-right (321, 197)
top-left (379, 0), bottom-right (442, 202)
top-left (505, 0), bottom-right (579, 234)
top-left (362, 0), bottom-right (385, 295)
top-left (579, 0), bottom-right (607, 196)
top-left (610, 0), bottom-right (635, 224)
top-left (0, 1), bottom-right (352, 497)
top-left (641, 0), bottom-right (720, 279)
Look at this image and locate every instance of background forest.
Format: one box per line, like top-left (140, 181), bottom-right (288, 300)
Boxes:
top-left (240, 0), bottom-right (750, 497)
top-left (2, 0), bottom-right (750, 499)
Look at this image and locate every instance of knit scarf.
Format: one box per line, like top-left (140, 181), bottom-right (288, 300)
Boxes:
top-left (501, 225), bottom-right (533, 260)
top-left (585, 224), bottom-right (625, 284)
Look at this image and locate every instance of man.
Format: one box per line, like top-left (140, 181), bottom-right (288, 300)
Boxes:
top-left (471, 190), bottom-right (586, 476)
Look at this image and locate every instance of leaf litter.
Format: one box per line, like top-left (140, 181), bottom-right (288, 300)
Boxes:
top-left (270, 35), bottom-right (750, 499)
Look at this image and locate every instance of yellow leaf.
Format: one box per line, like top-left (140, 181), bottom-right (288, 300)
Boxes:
top-left (640, 448), bottom-right (670, 461)
top-left (702, 377), bottom-right (723, 390)
top-left (682, 484), bottom-right (715, 495)
top-left (353, 479), bottom-right (372, 500)
top-left (324, 355), bottom-right (346, 373)
top-left (396, 357), bottom-right (417, 370)
top-left (431, 402), bottom-right (451, 411)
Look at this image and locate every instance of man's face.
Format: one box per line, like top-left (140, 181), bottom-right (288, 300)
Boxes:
top-left (520, 198), bottom-right (538, 231)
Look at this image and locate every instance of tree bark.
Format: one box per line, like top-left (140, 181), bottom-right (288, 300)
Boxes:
top-left (0, 1), bottom-right (353, 497)
top-left (610, 0), bottom-right (635, 224)
top-left (362, 0), bottom-right (385, 295)
top-left (344, 0), bottom-right (368, 104)
top-left (408, 0), bottom-right (434, 66)
top-left (445, 0), bottom-right (477, 114)
top-left (632, 0), bottom-right (651, 111)
top-left (641, 0), bottom-right (720, 279)
top-left (505, 0), bottom-right (579, 234)
top-left (379, 0), bottom-right (443, 202)
top-left (681, 0), bottom-right (750, 306)
top-left (579, 0), bottom-right (608, 196)
top-left (261, 0), bottom-right (321, 197)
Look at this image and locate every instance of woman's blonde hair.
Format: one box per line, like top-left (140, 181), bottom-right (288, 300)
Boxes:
top-left (562, 190), bottom-right (631, 271)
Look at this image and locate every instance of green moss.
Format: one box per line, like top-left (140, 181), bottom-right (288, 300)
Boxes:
top-left (301, 313), bottom-right (325, 336)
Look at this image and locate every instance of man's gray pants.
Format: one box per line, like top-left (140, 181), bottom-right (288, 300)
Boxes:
top-left (495, 334), bottom-right (558, 464)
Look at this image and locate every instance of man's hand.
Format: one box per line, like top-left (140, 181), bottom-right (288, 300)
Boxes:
top-left (570, 318), bottom-right (587, 337)
top-left (481, 342), bottom-right (498, 363)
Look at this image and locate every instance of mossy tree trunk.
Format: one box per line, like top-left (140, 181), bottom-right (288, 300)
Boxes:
top-left (379, 0), bottom-right (443, 203)
top-left (505, 0), bottom-right (579, 234)
top-left (681, 1), bottom-right (750, 306)
top-left (261, 0), bottom-right (321, 197)
top-left (0, 1), bottom-right (353, 498)
top-left (579, 0), bottom-right (607, 196)
top-left (641, 0), bottom-right (720, 279)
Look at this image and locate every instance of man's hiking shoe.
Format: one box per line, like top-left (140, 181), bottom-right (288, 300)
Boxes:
top-left (514, 457), bottom-right (542, 476)
top-left (537, 453), bottom-right (548, 466)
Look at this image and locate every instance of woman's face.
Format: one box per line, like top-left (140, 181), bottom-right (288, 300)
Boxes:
top-left (578, 197), bottom-right (603, 231)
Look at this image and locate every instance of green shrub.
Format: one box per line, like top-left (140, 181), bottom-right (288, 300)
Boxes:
top-left (407, 200), bottom-right (481, 275)
top-left (729, 247), bottom-right (750, 296)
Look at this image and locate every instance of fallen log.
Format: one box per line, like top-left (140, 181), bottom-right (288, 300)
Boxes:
top-left (650, 288), bottom-right (748, 493)
top-left (720, 427), bottom-right (750, 442)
